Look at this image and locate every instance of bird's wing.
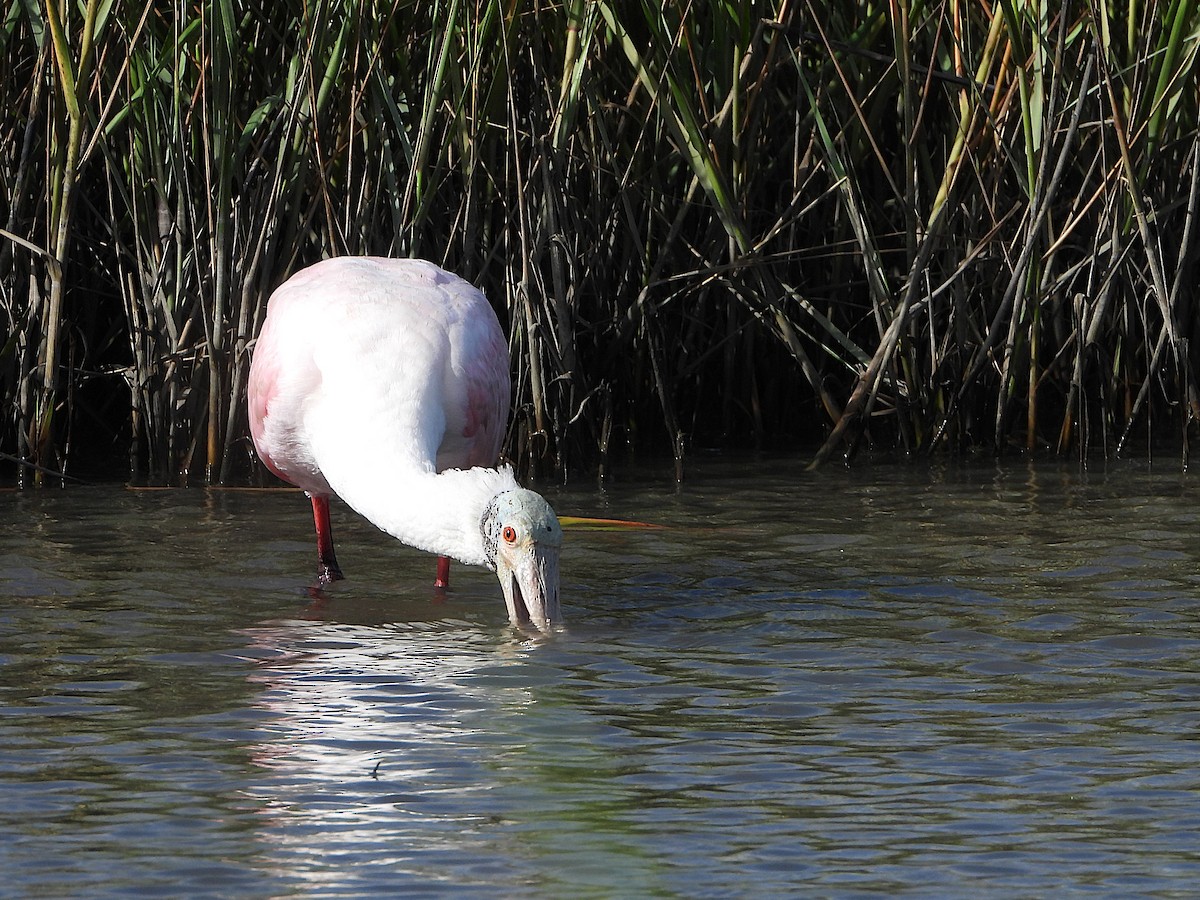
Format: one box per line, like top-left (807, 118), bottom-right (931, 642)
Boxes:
top-left (292, 257), bottom-right (508, 477)
top-left (436, 278), bottom-right (511, 471)
top-left (248, 277), bottom-right (334, 495)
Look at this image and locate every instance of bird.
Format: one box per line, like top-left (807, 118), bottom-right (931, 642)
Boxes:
top-left (246, 256), bottom-right (562, 632)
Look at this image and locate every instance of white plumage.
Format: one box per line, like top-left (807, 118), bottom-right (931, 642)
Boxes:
top-left (248, 257), bottom-right (562, 631)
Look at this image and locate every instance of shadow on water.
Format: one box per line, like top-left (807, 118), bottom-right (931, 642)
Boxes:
top-left (2, 457), bottom-right (1200, 895)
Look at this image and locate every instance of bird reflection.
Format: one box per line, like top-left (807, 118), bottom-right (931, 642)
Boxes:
top-left (241, 616), bottom-right (538, 768)
top-left (236, 615), bottom-right (548, 887)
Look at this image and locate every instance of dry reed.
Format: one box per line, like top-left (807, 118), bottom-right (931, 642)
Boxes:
top-left (1, 1), bottom-right (1198, 484)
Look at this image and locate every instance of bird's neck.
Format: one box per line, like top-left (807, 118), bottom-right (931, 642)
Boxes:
top-left (331, 464), bottom-right (520, 568)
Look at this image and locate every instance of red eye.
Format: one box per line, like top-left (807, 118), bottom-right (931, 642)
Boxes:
top-left (502, 526), bottom-right (517, 544)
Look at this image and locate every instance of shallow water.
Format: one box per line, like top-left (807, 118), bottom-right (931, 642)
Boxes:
top-left (2, 458), bottom-right (1199, 896)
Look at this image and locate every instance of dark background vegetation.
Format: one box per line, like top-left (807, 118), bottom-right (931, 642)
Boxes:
top-left (2, 0), bottom-right (1198, 485)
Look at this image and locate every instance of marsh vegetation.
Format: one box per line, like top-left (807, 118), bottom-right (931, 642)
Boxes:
top-left (2, 1), bottom-right (1198, 483)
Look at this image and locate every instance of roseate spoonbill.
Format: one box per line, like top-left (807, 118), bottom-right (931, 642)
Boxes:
top-left (247, 257), bottom-right (562, 631)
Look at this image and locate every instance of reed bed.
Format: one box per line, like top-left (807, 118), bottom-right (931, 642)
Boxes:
top-left (2, 1), bottom-right (1198, 484)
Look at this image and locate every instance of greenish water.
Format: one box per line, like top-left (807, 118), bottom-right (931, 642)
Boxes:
top-left (2, 458), bottom-right (1199, 896)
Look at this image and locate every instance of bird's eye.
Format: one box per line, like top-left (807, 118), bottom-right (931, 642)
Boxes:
top-left (502, 525), bottom-right (518, 543)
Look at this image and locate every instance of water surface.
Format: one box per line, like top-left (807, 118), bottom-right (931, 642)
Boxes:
top-left (2, 458), bottom-right (1199, 896)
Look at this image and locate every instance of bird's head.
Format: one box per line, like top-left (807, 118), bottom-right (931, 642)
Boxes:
top-left (481, 488), bottom-right (563, 632)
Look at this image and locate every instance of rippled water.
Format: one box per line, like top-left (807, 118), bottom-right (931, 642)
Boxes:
top-left (3, 458), bottom-right (1200, 896)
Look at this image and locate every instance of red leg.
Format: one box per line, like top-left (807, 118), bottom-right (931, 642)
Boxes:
top-left (435, 555), bottom-right (451, 589)
top-left (310, 494), bottom-right (344, 583)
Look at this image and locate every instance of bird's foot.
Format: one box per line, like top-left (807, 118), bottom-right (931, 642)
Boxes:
top-left (316, 560), bottom-right (345, 585)
top-left (434, 556), bottom-right (451, 590)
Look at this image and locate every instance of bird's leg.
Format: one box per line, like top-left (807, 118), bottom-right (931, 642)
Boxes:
top-left (309, 494), bottom-right (344, 583)
top-left (434, 555), bottom-right (451, 589)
